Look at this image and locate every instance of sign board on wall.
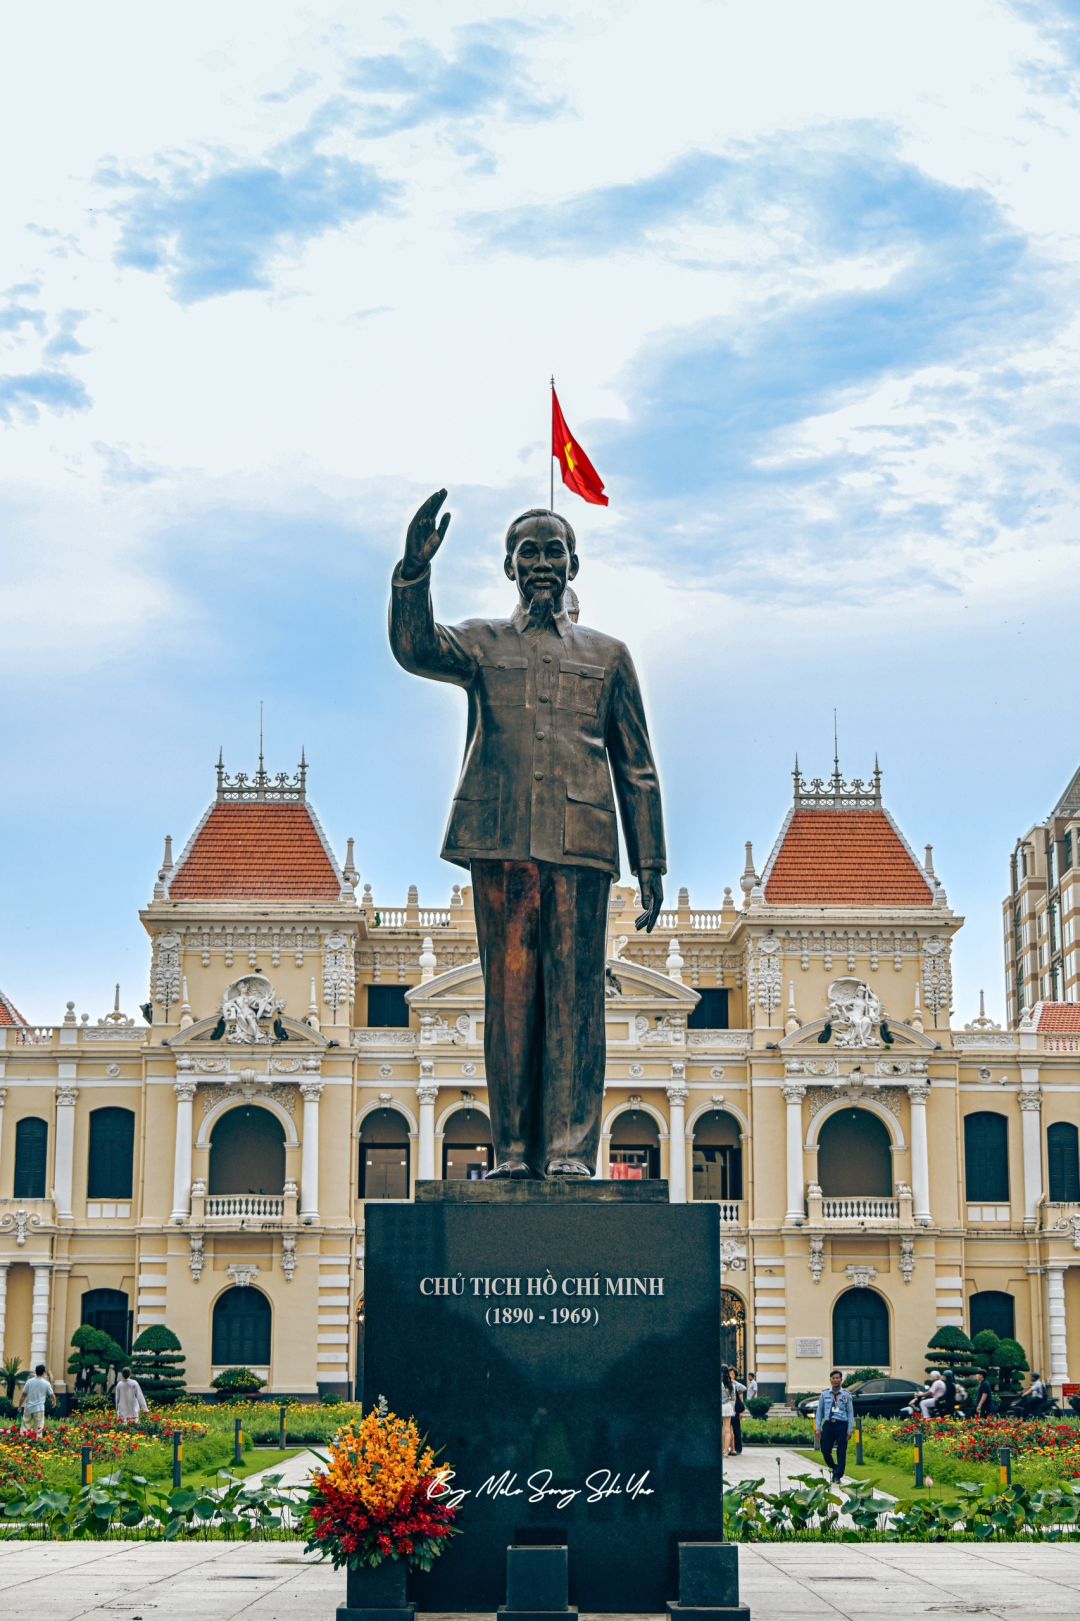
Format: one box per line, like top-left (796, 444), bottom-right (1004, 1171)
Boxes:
top-left (795, 1337), bottom-right (825, 1358)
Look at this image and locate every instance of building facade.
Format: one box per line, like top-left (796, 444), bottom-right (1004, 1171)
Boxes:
top-left (2, 754), bottom-right (1079, 1399)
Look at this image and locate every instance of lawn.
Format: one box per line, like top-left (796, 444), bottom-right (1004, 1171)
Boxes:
top-left (184, 1445), bottom-right (306, 1489)
top-left (793, 1448), bottom-right (962, 1504)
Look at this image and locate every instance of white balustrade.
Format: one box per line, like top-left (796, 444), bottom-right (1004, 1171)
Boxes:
top-left (821, 1196), bottom-right (899, 1222)
top-left (205, 1193), bottom-right (284, 1219)
top-left (716, 1201), bottom-right (744, 1224)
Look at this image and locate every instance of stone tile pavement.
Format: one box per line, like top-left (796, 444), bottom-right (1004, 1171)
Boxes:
top-left (1, 1538), bottom-right (1078, 1621)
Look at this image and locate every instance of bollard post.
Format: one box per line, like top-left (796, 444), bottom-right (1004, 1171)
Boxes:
top-left (855, 1414), bottom-right (864, 1467)
top-left (999, 1446), bottom-right (1012, 1486)
top-left (172, 1431), bottom-right (183, 1489)
top-left (81, 1445), bottom-right (93, 1487)
top-left (913, 1428), bottom-right (925, 1489)
top-left (279, 1403), bottom-right (287, 1451)
top-left (234, 1416), bottom-right (244, 1467)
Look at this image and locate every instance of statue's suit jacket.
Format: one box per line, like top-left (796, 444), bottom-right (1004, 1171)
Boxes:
top-left (390, 564), bottom-right (666, 879)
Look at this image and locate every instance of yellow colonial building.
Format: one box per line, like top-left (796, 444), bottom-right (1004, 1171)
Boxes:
top-left (2, 753), bottom-right (1079, 1399)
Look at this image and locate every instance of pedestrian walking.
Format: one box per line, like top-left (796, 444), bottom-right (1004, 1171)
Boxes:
top-left (17, 1364), bottom-right (55, 1434)
top-left (814, 1369), bottom-right (855, 1483)
top-left (973, 1367), bottom-right (995, 1417)
top-left (746, 1371), bottom-right (759, 1403)
top-left (113, 1367), bottom-right (148, 1424)
top-left (721, 1364), bottom-right (738, 1457)
top-left (731, 1372), bottom-right (747, 1453)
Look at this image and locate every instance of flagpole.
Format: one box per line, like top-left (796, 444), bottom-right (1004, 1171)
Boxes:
top-left (549, 375), bottom-right (555, 511)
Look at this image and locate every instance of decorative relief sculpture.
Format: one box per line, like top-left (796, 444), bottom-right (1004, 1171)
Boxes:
top-left (899, 1236), bottom-right (915, 1284)
top-left (808, 1235), bottom-right (825, 1283)
top-left (217, 975), bottom-right (285, 1044)
top-left (845, 1264), bottom-right (878, 1289)
top-left (226, 1263), bottom-right (260, 1288)
top-left (0, 1208), bottom-right (43, 1246)
top-left (282, 1233), bottom-right (297, 1281)
top-left (720, 1239), bottom-right (747, 1272)
top-left (189, 1233), bottom-right (205, 1281)
top-left (827, 978), bottom-right (883, 1047)
top-left (921, 937), bottom-right (952, 1017)
top-left (747, 937), bottom-right (782, 1015)
top-left (322, 932), bottom-right (356, 1020)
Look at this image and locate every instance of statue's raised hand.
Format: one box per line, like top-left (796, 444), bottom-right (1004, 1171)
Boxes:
top-left (402, 489), bottom-right (451, 580)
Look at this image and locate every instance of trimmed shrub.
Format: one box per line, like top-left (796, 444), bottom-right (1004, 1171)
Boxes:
top-left (926, 1326), bottom-right (976, 1383)
top-left (746, 1396), bottom-right (773, 1420)
top-left (67, 1325), bottom-right (125, 1391)
top-left (994, 1337), bottom-right (1030, 1393)
top-left (131, 1325), bottom-right (187, 1404)
top-left (212, 1367), bottom-right (266, 1395)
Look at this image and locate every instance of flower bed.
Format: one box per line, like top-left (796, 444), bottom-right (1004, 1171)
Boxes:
top-left (860, 1414), bottom-right (1080, 1492)
top-left (0, 1412), bottom-right (232, 1501)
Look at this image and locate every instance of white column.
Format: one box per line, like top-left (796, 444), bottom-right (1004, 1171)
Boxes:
top-left (1047, 1264), bottom-right (1070, 1386)
top-left (666, 1075), bottom-right (688, 1204)
top-left (783, 1084), bottom-right (805, 1224)
top-left (908, 1082), bottom-right (932, 1226)
top-left (171, 1079), bottom-right (197, 1222)
top-left (30, 1263), bottom-right (51, 1370)
top-left (417, 1070), bottom-right (438, 1182)
top-left (0, 1263), bottom-right (9, 1360)
top-left (53, 1085), bottom-right (79, 1219)
top-left (300, 1080), bottom-right (323, 1221)
top-left (1020, 1091), bottom-right (1044, 1228)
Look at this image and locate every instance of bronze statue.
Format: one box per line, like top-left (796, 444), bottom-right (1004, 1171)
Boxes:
top-left (390, 491), bottom-right (666, 1179)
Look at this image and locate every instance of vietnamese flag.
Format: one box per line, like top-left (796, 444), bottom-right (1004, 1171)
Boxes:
top-left (552, 386), bottom-right (608, 506)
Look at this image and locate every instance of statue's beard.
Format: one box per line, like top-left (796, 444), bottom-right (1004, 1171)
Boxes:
top-left (524, 584), bottom-right (559, 630)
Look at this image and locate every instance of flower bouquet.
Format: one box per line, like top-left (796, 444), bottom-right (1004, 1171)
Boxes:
top-left (302, 1397), bottom-right (459, 1575)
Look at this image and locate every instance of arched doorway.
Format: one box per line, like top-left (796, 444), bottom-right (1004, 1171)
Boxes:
top-left (442, 1107), bottom-right (492, 1181)
top-left (692, 1110), bottom-right (743, 1201)
top-left (209, 1107), bottom-right (286, 1195)
top-left (212, 1287), bottom-right (272, 1367)
top-left (818, 1109), bottom-right (892, 1197)
top-left (359, 1108), bottom-right (411, 1199)
top-left (81, 1288), bottom-right (131, 1354)
top-left (610, 1108), bottom-right (660, 1179)
top-left (720, 1288), bottom-right (746, 1373)
top-left (969, 1290), bottom-right (1015, 1342)
top-left (833, 1288), bottom-right (889, 1368)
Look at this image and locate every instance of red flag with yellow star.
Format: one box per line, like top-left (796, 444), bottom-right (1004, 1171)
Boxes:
top-left (552, 385), bottom-right (608, 506)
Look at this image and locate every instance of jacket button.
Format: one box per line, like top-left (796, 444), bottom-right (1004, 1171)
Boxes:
top-left (539, 694), bottom-right (550, 703)
top-left (536, 731), bottom-right (545, 740)
top-left (496, 662), bottom-right (506, 670)
top-left (534, 771), bottom-right (544, 781)
top-left (542, 654), bottom-right (552, 664)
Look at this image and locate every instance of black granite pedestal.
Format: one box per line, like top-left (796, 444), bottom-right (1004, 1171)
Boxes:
top-left (362, 1182), bottom-right (723, 1613)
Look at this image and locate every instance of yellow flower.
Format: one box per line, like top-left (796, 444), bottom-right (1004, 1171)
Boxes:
top-left (318, 1406), bottom-right (439, 1518)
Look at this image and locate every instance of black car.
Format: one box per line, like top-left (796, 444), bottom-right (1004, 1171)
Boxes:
top-left (797, 1377), bottom-right (922, 1420)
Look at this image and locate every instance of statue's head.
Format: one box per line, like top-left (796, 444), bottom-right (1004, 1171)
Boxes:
top-left (504, 509), bottom-right (579, 626)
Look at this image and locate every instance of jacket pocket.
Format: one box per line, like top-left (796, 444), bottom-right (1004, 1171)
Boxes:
top-left (564, 788), bottom-right (616, 862)
top-left (557, 659), bottom-right (604, 715)
top-left (446, 796), bottom-right (500, 849)
top-left (478, 657), bottom-right (527, 706)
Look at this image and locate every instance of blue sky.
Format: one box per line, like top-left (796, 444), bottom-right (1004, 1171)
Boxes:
top-left (2, 0), bottom-right (1080, 1024)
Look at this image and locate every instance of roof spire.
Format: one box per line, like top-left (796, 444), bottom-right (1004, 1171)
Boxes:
top-left (831, 708), bottom-right (842, 793)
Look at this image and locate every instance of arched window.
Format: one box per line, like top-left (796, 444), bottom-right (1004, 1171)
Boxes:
top-left (817, 1109), bottom-right (892, 1197)
top-left (833, 1288), bottom-right (890, 1368)
top-left (692, 1110), bottom-right (743, 1200)
top-left (208, 1106), bottom-right (286, 1194)
top-left (212, 1287), bottom-right (271, 1366)
top-left (1048, 1121), bottom-right (1080, 1203)
top-left (969, 1290), bottom-right (1016, 1342)
top-left (81, 1288), bottom-right (131, 1354)
top-left (442, 1108), bottom-right (492, 1181)
top-left (13, 1117), bottom-right (48, 1199)
top-left (359, 1108), bottom-right (411, 1199)
top-left (87, 1108), bottom-right (135, 1199)
top-left (720, 1288), bottom-right (746, 1371)
top-left (964, 1112), bottom-right (1009, 1203)
top-left (610, 1108), bottom-right (661, 1180)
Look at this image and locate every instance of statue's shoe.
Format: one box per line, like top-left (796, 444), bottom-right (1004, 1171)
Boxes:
top-left (483, 1160), bottom-right (537, 1180)
top-left (545, 1158), bottom-right (593, 1177)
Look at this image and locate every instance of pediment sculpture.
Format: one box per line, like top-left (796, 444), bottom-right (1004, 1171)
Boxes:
top-left (214, 974), bottom-right (286, 1045)
top-left (827, 977), bottom-right (883, 1048)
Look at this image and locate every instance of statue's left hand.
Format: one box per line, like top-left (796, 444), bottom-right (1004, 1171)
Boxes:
top-left (635, 869), bottom-right (664, 933)
top-left (402, 488), bottom-right (451, 579)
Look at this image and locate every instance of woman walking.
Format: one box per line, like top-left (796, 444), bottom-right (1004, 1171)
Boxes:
top-left (721, 1365), bottom-right (738, 1457)
top-left (113, 1367), bottom-right (148, 1424)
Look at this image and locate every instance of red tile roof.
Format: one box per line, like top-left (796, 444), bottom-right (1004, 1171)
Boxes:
top-left (1035, 1002), bottom-right (1080, 1034)
top-left (0, 989), bottom-right (27, 1027)
top-left (763, 809), bottom-right (934, 906)
top-left (168, 804), bottom-right (343, 902)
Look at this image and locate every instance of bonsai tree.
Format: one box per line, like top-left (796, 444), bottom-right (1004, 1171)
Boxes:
top-left (131, 1325), bottom-right (186, 1404)
top-left (995, 1337), bottom-right (1030, 1395)
top-left (212, 1366), bottom-right (266, 1397)
top-left (2, 1356), bottom-right (28, 1402)
top-left (67, 1325), bottom-right (125, 1391)
top-left (746, 1395), bottom-right (773, 1420)
top-left (926, 1326), bottom-right (976, 1385)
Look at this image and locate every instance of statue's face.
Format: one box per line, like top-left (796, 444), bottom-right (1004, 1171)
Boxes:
top-left (504, 515), bottom-right (579, 606)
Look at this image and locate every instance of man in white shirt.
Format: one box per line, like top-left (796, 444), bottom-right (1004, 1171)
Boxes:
top-left (920, 1370), bottom-right (946, 1421)
top-left (18, 1364), bottom-right (55, 1434)
top-left (113, 1368), bottom-right (149, 1424)
top-left (746, 1372), bottom-right (759, 1402)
